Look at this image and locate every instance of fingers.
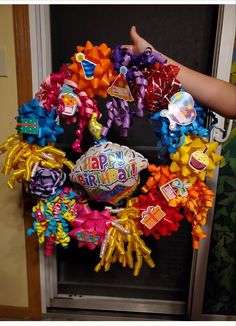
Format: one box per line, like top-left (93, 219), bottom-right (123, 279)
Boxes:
top-left (130, 25), bottom-right (140, 43)
top-left (120, 44), bottom-right (134, 51)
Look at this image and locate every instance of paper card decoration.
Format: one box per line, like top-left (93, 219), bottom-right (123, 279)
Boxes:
top-left (160, 91), bottom-right (196, 130)
top-left (188, 147), bottom-right (209, 172)
top-left (160, 178), bottom-right (188, 202)
top-left (141, 205), bottom-right (166, 229)
top-left (76, 230), bottom-right (100, 245)
top-left (58, 84), bottom-right (79, 116)
top-left (75, 52), bottom-right (96, 80)
top-left (108, 66), bottom-right (134, 101)
top-left (16, 117), bottom-right (39, 135)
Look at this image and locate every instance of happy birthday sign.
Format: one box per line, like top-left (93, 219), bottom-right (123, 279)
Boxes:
top-left (70, 141), bottom-right (148, 204)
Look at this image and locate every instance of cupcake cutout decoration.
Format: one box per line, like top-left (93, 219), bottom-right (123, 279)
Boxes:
top-left (188, 147), bottom-right (209, 172)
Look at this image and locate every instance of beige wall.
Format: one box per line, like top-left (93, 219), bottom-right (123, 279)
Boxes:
top-left (0, 5), bottom-right (28, 307)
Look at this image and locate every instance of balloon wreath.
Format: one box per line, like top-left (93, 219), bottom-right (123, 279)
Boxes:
top-left (0, 41), bottom-right (222, 276)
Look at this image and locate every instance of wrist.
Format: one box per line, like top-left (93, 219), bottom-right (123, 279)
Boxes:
top-left (153, 50), bottom-right (167, 64)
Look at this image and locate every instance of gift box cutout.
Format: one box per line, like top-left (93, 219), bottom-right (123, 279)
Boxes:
top-left (141, 205), bottom-right (166, 229)
top-left (160, 178), bottom-right (188, 201)
top-left (16, 117), bottom-right (39, 135)
top-left (76, 230), bottom-right (100, 244)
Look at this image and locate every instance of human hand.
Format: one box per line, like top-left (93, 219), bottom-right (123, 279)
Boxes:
top-left (122, 26), bottom-right (155, 54)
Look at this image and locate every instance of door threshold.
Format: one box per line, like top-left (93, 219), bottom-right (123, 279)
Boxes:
top-left (44, 308), bottom-right (188, 321)
top-left (50, 294), bottom-right (186, 315)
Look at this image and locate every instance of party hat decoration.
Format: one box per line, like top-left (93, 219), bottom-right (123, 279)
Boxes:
top-left (108, 66), bottom-right (134, 101)
top-left (75, 52), bottom-right (96, 80)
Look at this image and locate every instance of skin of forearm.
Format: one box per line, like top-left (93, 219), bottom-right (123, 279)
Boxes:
top-left (164, 55), bottom-right (236, 119)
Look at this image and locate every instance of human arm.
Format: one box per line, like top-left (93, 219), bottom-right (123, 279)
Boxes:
top-left (125, 26), bottom-right (236, 119)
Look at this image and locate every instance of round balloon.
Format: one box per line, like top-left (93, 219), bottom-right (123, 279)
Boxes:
top-left (70, 141), bottom-right (148, 204)
top-left (160, 91), bottom-right (196, 130)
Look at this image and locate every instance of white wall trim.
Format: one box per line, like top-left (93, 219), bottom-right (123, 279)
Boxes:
top-left (28, 4), bottom-right (52, 314)
top-left (29, 4), bottom-right (52, 96)
top-left (190, 4), bottom-right (235, 321)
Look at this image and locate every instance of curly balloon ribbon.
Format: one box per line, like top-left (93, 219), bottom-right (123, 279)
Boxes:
top-left (35, 65), bottom-right (72, 113)
top-left (36, 69), bottom-right (103, 152)
top-left (143, 63), bottom-right (181, 112)
top-left (151, 105), bottom-right (217, 153)
top-left (27, 187), bottom-right (78, 256)
top-left (69, 204), bottom-right (112, 250)
top-left (65, 90), bottom-right (101, 152)
top-left (185, 181), bottom-right (214, 249)
top-left (69, 41), bottom-right (116, 98)
top-left (0, 135), bottom-right (74, 189)
top-left (28, 167), bottom-right (66, 199)
top-left (129, 67), bottom-right (148, 117)
top-left (111, 46), bottom-right (162, 117)
top-left (111, 45), bottom-right (165, 74)
top-left (170, 135), bottom-right (223, 184)
top-left (168, 180), bottom-right (215, 249)
top-left (133, 189), bottom-right (184, 239)
top-left (101, 98), bottom-right (131, 137)
top-left (94, 207), bottom-right (155, 276)
top-left (0, 134), bottom-right (20, 154)
top-left (141, 164), bottom-right (215, 248)
top-left (16, 98), bottom-right (64, 146)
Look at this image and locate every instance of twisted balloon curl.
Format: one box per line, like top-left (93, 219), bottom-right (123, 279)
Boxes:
top-left (35, 66), bottom-right (72, 113)
top-left (102, 48), bottom-right (170, 137)
top-left (111, 45), bottom-right (164, 74)
top-left (141, 164), bottom-right (215, 248)
top-left (95, 207), bottom-right (155, 276)
top-left (101, 98), bottom-right (132, 137)
top-left (111, 46), bottom-right (162, 117)
top-left (69, 41), bottom-right (116, 98)
top-left (37, 70), bottom-right (102, 153)
top-left (170, 135), bottom-right (222, 184)
top-left (65, 90), bottom-right (101, 152)
top-left (0, 134), bottom-right (73, 189)
top-left (27, 187), bottom-right (78, 256)
top-left (181, 181), bottom-right (214, 249)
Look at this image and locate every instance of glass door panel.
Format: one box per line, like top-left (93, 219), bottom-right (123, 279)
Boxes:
top-left (49, 4), bottom-right (218, 315)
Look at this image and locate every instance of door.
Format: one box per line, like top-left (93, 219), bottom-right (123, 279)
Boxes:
top-left (30, 4), bottom-right (229, 319)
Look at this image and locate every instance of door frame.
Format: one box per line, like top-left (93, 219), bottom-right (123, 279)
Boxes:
top-left (0, 5), bottom-right (42, 320)
top-left (189, 4), bottom-right (236, 321)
